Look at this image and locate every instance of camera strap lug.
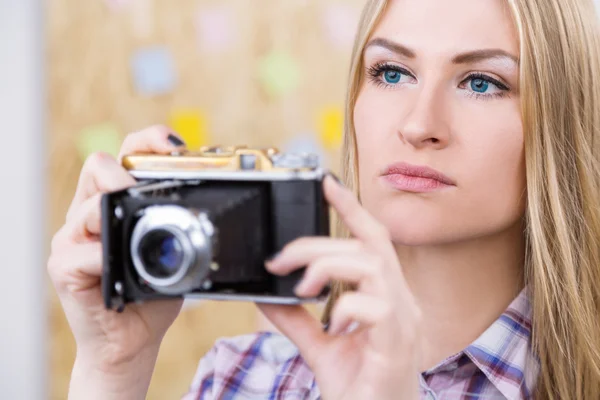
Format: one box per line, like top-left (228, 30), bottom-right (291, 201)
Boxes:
top-left (113, 281), bottom-right (125, 312)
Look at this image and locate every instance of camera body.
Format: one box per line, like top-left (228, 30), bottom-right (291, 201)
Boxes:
top-left (101, 146), bottom-right (330, 311)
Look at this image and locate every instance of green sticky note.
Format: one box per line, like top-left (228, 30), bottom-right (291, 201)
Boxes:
top-left (77, 123), bottom-right (123, 160)
top-left (258, 50), bottom-right (300, 97)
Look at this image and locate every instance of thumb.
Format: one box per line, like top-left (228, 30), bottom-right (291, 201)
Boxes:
top-left (257, 304), bottom-right (327, 366)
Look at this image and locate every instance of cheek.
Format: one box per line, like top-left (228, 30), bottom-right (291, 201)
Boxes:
top-left (354, 89), bottom-right (394, 181)
top-left (459, 116), bottom-right (526, 230)
top-left (354, 91), bottom-right (380, 154)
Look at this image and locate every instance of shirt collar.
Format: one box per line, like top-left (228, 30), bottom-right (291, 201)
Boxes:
top-left (464, 287), bottom-right (539, 399)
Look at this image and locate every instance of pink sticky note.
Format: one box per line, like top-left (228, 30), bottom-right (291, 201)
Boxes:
top-left (323, 4), bottom-right (360, 48)
top-left (105, 0), bottom-right (131, 11)
top-left (196, 6), bottom-right (235, 52)
top-left (131, 0), bottom-right (153, 39)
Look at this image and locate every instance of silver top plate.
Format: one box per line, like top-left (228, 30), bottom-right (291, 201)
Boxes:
top-left (129, 168), bottom-right (327, 182)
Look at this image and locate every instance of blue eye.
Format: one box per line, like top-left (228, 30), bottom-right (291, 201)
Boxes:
top-left (384, 70), bottom-right (402, 84)
top-left (367, 63), bottom-right (414, 88)
top-left (470, 78), bottom-right (490, 93)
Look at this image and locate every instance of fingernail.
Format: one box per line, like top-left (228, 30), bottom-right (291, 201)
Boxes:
top-left (167, 134), bottom-right (186, 147)
top-left (327, 172), bottom-right (344, 187)
top-left (265, 251), bottom-right (281, 265)
top-left (327, 321), bottom-right (342, 336)
top-left (265, 251), bottom-right (281, 263)
top-left (294, 279), bottom-right (308, 296)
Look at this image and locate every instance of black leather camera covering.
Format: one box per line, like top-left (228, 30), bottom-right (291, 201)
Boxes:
top-left (101, 177), bottom-right (330, 309)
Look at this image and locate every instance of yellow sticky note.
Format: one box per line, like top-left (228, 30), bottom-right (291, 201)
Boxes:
top-left (76, 123), bottom-right (123, 160)
top-left (169, 109), bottom-right (209, 150)
top-left (318, 107), bottom-right (344, 150)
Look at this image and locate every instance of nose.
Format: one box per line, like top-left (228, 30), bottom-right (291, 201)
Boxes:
top-left (397, 84), bottom-right (450, 150)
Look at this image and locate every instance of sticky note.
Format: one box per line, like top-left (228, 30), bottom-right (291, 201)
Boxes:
top-left (318, 107), bottom-right (344, 150)
top-left (131, 0), bottom-right (153, 38)
top-left (196, 6), bottom-right (235, 52)
top-left (169, 109), bottom-right (209, 150)
top-left (258, 51), bottom-right (300, 97)
top-left (76, 123), bottom-right (122, 160)
top-left (131, 47), bottom-right (177, 96)
top-left (105, 0), bottom-right (131, 11)
top-left (284, 134), bottom-right (327, 166)
top-left (323, 4), bottom-right (360, 48)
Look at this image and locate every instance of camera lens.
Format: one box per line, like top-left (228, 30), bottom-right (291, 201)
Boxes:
top-left (138, 229), bottom-right (185, 278)
top-left (130, 205), bottom-right (215, 294)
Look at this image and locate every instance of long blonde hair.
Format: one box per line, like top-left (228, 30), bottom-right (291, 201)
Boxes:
top-left (322, 0), bottom-right (600, 398)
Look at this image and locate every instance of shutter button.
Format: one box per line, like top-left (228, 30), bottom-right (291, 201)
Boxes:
top-left (240, 154), bottom-right (256, 170)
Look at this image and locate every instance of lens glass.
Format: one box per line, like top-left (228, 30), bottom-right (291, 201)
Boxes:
top-left (139, 229), bottom-right (185, 278)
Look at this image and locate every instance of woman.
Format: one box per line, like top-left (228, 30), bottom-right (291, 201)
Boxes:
top-left (48, 0), bottom-right (600, 398)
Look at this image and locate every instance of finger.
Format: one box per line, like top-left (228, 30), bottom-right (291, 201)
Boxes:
top-left (48, 242), bottom-right (103, 292)
top-left (65, 193), bottom-right (103, 240)
top-left (68, 152), bottom-right (136, 218)
top-left (257, 304), bottom-right (328, 367)
top-left (332, 292), bottom-right (419, 354)
top-left (324, 318), bottom-right (358, 337)
top-left (327, 292), bottom-right (390, 336)
top-left (118, 125), bottom-right (185, 162)
top-left (324, 175), bottom-right (391, 248)
top-left (266, 237), bottom-right (362, 276)
top-left (294, 254), bottom-right (386, 297)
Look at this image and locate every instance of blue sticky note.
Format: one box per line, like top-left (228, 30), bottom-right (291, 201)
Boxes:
top-left (131, 47), bottom-right (177, 96)
top-left (284, 133), bottom-right (328, 168)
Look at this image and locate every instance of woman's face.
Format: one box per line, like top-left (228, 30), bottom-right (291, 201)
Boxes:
top-left (354, 0), bottom-right (524, 246)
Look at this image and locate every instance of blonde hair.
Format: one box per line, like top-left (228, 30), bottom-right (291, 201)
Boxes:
top-left (322, 0), bottom-right (600, 398)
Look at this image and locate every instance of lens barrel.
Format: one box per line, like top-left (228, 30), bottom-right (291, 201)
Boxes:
top-left (130, 205), bottom-right (215, 294)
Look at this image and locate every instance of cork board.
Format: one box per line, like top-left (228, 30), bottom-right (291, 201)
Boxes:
top-left (47, 0), bottom-right (366, 398)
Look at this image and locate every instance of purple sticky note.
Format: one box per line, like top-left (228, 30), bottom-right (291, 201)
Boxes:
top-left (105, 0), bottom-right (131, 11)
top-left (131, 46), bottom-right (177, 96)
top-left (323, 4), bottom-right (360, 48)
top-left (196, 6), bottom-right (235, 52)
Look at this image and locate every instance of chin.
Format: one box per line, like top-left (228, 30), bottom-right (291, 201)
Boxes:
top-left (366, 199), bottom-right (524, 248)
top-left (366, 203), bottom-right (444, 245)
top-left (363, 194), bottom-right (473, 246)
top-left (384, 217), bottom-right (454, 246)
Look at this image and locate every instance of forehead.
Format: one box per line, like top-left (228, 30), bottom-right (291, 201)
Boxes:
top-left (371, 0), bottom-right (519, 56)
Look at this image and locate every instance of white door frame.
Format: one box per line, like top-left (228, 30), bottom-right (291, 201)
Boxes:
top-left (0, 0), bottom-right (46, 398)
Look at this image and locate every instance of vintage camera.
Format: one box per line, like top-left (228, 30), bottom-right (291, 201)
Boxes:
top-left (101, 146), bottom-right (330, 311)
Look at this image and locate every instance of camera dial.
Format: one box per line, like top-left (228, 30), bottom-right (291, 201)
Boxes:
top-left (130, 205), bottom-right (215, 295)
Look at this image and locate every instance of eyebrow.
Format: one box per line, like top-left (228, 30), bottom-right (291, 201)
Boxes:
top-left (365, 38), bottom-right (519, 65)
top-left (366, 38), bottom-right (416, 58)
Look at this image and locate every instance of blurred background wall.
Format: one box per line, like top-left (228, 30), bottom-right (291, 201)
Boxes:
top-left (46, 0), bottom-right (365, 399)
top-left (2, 0), bottom-right (599, 399)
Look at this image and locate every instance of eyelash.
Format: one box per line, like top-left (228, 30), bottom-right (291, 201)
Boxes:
top-left (366, 62), bottom-right (511, 100)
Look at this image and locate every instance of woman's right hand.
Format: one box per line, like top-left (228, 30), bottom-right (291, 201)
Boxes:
top-left (48, 126), bottom-right (186, 399)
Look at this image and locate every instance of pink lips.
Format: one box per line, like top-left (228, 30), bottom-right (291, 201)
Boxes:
top-left (381, 162), bottom-right (455, 193)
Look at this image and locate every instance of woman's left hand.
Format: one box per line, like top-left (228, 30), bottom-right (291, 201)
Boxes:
top-left (260, 175), bottom-right (423, 400)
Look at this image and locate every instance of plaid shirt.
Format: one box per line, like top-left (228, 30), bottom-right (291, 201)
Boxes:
top-left (183, 289), bottom-right (538, 399)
